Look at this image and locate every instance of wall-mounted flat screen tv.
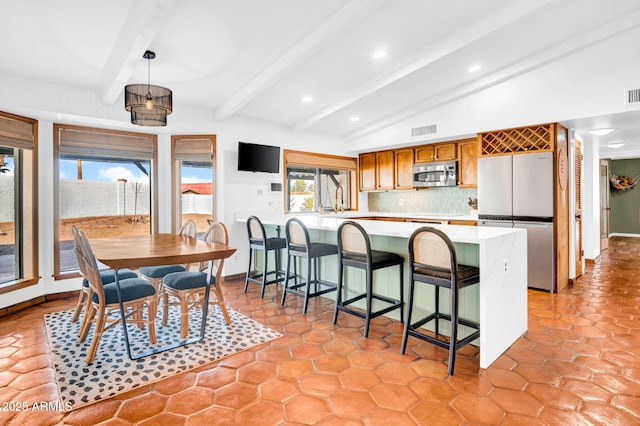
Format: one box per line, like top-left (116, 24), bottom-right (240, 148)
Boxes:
top-left (237, 142), bottom-right (280, 173)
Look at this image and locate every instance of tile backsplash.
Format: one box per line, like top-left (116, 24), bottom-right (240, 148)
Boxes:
top-left (368, 187), bottom-right (478, 215)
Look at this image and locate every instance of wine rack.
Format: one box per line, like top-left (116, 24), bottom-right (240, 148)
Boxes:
top-left (479, 124), bottom-right (554, 156)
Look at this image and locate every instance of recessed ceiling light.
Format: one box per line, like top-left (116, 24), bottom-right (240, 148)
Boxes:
top-left (468, 64), bottom-right (481, 73)
top-left (350, 116), bottom-right (360, 122)
top-left (372, 50), bottom-right (387, 60)
top-left (590, 128), bottom-right (614, 136)
top-left (301, 96), bottom-right (313, 103)
top-left (607, 143), bottom-right (625, 148)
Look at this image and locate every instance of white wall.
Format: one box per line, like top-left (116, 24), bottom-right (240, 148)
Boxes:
top-left (583, 138), bottom-right (601, 260)
top-left (214, 116), bottom-right (344, 275)
top-left (0, 78), bottom-right (347, 307)
top-left (347, 26), bottom-right (640, 154)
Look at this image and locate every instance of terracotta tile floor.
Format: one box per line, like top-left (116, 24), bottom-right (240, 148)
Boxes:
top-left (1, 236), bottom-right (640, 425)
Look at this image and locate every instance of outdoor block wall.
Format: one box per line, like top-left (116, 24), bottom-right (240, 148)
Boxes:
top-left (1, 177), bottom-right (212, 222)
top-left (58, 180), bottom-right (151, 219)
top-left (0, 176), bottom-right (14, 222)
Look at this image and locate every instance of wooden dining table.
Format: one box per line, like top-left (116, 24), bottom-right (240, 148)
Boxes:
top-left (90, 233), bottom-right (236, 360)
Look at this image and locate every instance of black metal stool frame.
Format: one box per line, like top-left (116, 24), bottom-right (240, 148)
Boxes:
top-left (244, 216), bottom-right (286, 298)
top-left (332, 220), bottom-right (404, 338)
top-left (401, 226), bottom-right (480, 375)
top-left (281, 218), bottom-right (338, 314)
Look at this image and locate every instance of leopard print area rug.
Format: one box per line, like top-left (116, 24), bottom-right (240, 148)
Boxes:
top-left (44, 306), bottom-right (282, 410)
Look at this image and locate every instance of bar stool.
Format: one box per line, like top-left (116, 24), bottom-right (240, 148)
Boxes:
top-left (332, 220), bottom-right (404, 337)
top-left (245, 216), bottom-right (286, 298)
top-left (401, 226), bottom-right (480, 375)
top-left (281, 217), bottom-right (338, 314)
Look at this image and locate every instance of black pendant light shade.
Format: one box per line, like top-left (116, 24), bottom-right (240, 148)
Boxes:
top-left (124, 50), bottom-right (173, 126)
top-left (130, 107), bottom-right (168, 126)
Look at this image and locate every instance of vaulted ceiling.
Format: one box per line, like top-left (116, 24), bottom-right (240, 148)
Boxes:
top-left (1, 0), bottom-right (640, 157)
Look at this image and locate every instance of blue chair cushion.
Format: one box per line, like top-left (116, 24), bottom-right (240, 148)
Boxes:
top-left (91, 278), bottom-right (156, 304)
top-left (82, 268), bottom-right (138, 288)
top-left (163, 271), bottom-right (215, 291)
top-left (139, 264), bottom-right (186, 279)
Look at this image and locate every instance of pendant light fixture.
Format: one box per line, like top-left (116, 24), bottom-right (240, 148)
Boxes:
top-left (124, 50), bottom-right (173, 126)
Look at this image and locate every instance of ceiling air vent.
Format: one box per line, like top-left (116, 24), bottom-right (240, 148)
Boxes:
top-left (411, 124), bottom-right (437, 137)
top-left (625, 88), bottom-right (640, 105)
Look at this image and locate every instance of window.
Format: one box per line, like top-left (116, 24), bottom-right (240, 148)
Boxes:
top-left (287, 167), bottom-right (351, 212)
top-left (283, 150), bottom-right (357, 213)
top-left (0, 111), bottom-right (37, 292)
top-left (53, 124), bottom-right (158, 278)
top-left (171, 135), bottom-right (215, 232)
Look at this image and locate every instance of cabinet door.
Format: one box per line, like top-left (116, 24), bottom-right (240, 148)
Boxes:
top-left (434, 143), bottom-right (457, 161)
top-left (449, 220), bottom-right (477, 226)
top-left (415, 145), bottom-right (435, 162)
top-left (394, 148), bottom-right (414, 189)
top-left (359, 152), bottom-right (376, 191)
top-left (376, 150), bottom-right (395, 190)
top-left (457, 139), bottom-right (478, 187)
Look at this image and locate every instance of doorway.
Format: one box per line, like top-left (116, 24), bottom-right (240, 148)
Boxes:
top-left (599, 159), bottom-right (610, 251)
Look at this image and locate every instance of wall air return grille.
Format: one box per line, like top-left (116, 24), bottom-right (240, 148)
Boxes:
top-left (411, 124), bottom-right (437, 137)
top-left (626, 88), bottom-right (640, 105)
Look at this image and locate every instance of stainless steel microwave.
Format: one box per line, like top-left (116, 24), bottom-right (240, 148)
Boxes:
top-left (413, 160), bottom-right (457, 187)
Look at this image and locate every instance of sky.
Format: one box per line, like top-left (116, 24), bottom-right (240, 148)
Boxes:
top-left (59, 160), bottom-right (212, 183)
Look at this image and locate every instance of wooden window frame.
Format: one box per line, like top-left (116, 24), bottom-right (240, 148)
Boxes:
top-left (283, 149), bottom-right (358, 213)
top-left (170, 135), bottom-right (216, 233)
top-left (52, 124), bottom-right (158, 280)
top-left (0, 111), bottom-right (38, 294)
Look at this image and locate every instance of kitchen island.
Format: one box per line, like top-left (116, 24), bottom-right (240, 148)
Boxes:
top-left (242, 213), bottom-right (527, 369)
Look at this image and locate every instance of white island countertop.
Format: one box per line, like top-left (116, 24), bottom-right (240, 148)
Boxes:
top-left (252, 213), bottom-right (514, 245)
top-left (331, 211), bottom-right (479, 222)
top-left (240, 212), bottom-right (527, 370)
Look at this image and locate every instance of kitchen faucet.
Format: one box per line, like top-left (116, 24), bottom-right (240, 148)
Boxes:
top-left (335, 184), bottom-right (344, 213)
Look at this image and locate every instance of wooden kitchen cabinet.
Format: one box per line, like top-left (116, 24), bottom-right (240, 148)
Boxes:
top-left (359, 152), bottom-right (376, 191)
top-left (376, 150), bottom-right (395, 190)
top-left (449, 220), bottom-right (477, 226)
top-left (415, 142), bottom-right (457, 162)
top-left (457, 138), bottom-right (478, 187)
top-left (414, 145), bottom-right (434, 163)
top-left (394, 147), bottom-right (414, 189)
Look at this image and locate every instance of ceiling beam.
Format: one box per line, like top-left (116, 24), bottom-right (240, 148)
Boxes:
top-left (212, 0), bottom-right (388, 122)
top-left (99, 0), bottom-right (178, 105)
top-left (345, 10), bottom-right (640, 142)
top-left (292, 0), bottom-right (555, 133)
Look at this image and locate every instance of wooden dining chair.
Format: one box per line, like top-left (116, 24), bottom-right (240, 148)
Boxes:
top-left (76, 229), bottom-right (158, 363)
top-left (70, 226), bottom-right (138, 329)
top-left (138, 220), bottom-right (197, 293)
top-left (161, 221), bottom-right (232, 338)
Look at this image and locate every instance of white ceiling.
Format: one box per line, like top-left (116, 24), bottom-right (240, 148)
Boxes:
top-left (1, 0), bottom-right (640, 157)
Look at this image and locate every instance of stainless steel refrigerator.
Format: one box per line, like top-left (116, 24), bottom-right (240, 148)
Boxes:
top-left (478, 152), bottom-right (555, 292)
